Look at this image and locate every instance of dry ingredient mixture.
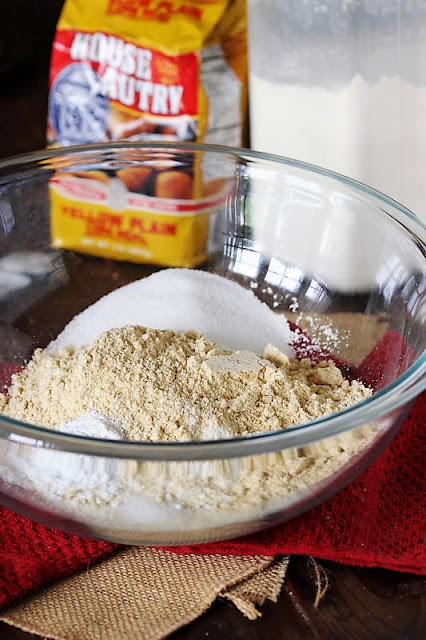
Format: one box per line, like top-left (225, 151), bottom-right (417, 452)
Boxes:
top-left (0, 270), bottom-right (378, 531)
top-left (0, 326), bottom-right (371, 442)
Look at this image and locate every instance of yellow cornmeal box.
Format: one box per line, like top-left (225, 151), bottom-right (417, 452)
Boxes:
top-left (49, 170), bottom-right (227, 266)
top-left (47, 0), bottom-right (246, 265)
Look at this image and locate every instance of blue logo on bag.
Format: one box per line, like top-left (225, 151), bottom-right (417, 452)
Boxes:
top-left (49, 64), bottom-right (109, 146)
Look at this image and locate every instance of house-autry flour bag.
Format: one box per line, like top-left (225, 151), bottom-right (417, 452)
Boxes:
top-left (47, 0), bottom-right (247, 266)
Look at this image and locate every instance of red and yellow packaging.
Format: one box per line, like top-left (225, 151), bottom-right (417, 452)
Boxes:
top-left (49, 166), bottom-right (230, 266)
top-left (47, 0), bottom-right (247, 266)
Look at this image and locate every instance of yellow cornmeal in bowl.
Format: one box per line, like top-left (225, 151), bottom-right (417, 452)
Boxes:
top-left (0, 325), bottom-right (371, 441)
top-left (0, 326), bottom-right (377, 530)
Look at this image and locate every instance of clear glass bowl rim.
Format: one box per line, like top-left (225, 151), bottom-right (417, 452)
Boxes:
top-left (0, 141), bottom-right (424, 461)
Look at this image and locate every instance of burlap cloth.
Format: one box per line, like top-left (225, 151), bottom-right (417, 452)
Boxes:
top-left (1, 550), bottom-right (289, 639)
top-left (0, 312), bottom-right (401, 639)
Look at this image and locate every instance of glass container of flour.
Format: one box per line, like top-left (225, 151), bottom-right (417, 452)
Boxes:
top-left (247, 0), bottom-right (426, 289)
top-left (0, 142), bottom-right (424, 545)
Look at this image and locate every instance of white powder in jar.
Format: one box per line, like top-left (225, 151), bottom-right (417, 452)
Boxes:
top-left (248, 75), bottom-right (425, 291)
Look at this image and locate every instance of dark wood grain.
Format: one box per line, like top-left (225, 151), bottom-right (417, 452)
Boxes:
top-left (0, 7), bottom-right (424, 640)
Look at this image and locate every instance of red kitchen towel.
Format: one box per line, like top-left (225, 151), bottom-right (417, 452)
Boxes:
top-left (0, 331), bottom-right (425, 610)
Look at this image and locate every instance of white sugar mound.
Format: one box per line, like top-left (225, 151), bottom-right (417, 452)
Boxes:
top-left (49, 269), bottom-right (294, 356)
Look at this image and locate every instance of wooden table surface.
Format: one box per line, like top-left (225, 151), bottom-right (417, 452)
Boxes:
top-left (0, 6), bottom-right (425, 639)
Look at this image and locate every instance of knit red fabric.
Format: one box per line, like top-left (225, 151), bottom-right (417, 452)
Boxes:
top-left (0, 332), bottom-right (424, 610)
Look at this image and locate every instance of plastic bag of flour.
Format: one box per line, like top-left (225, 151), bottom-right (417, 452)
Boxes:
top-left (47, 0), bottom-right (247, 266)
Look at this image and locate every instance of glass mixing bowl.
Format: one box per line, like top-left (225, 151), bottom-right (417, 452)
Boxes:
top-left (0, 142), bottom-right (424, 545)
